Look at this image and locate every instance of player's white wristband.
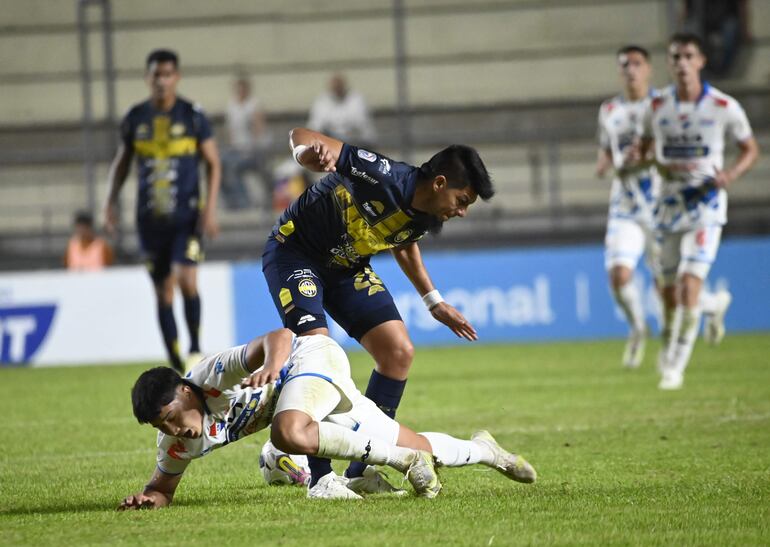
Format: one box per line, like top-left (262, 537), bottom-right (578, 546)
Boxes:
top-left (422, 290), bottom-right (444, 310)
top-left (292, 144), bottom-right (309, 166)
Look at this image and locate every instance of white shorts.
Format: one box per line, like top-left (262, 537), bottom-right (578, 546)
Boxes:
top-left (604, 217), bottom-right (659, 274)
top-left (274, 340), bottom-right (399, 445)
top-left (659, 225), bottom-right (723, 285)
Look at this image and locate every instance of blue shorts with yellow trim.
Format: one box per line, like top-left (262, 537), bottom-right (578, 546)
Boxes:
top-left (262, 238), bottom-right (402, 341)
top-left (138, 217), bottom-right (203, 283)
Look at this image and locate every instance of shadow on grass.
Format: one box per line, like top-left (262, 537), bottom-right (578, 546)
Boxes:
top-left (0, 497), bottom-right (215, 517)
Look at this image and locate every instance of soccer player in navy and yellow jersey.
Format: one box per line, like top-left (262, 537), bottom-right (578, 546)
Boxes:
top-left (260, 127), bottom-right (494, 496)
top-left (104, 49), bottom-right (221, 373)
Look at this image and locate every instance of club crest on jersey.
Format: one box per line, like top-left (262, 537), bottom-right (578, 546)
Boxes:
top-left (394, 229), bottom-right (412, 243)
top-left (298, 279), bottom-right (318, 298)
top-left (357, 149), bottom-right (377, 162)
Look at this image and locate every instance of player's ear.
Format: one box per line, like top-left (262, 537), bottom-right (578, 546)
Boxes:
top-left (433, 175), bottom-right (447, 192)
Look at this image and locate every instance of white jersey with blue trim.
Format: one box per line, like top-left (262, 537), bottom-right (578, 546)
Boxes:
top-left (154, 335), bottom-right (344, 475)
top-left (639, 83), bottom-right (753, 231)
top-left (598, 90), bottom-right (661, 227)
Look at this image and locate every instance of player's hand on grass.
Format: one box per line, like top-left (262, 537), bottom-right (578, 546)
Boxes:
top-left (117, 492), bottom-right (158, 511)
top-left (431, 302), bottom-right (478, 341)
top-left (241, 365), bottom-right (281, 388)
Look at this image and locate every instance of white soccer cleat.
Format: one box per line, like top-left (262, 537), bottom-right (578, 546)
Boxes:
top-left (471, 430), bottom-right (537, 484)
top-left (346, 466), bottom-right (407, 496)
top-left (658, 368), bottom-right (684, 391)
top-left (185, 352), bottom-right (203, 373)
top-left (306, 472), bottom-right (362, 500)
top-left (404, 450), bottom-right (442, 498)
top-left (703, 290), bottom-right (732, 346)
top-left (622, 329), bottom-right (646, 369)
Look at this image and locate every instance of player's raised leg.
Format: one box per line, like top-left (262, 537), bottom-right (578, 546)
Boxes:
top-left (700, 287), bottom-right (732, 345)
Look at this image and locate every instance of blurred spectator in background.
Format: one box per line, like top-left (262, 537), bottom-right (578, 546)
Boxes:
top-left (307, 73), bottom-right (377, 148)
top-left (64, 211), bottom-right (114, 272)
top-left (221, 77), bottom-right (273, 211)
top-left (680, 0), bottom-right (752, 78)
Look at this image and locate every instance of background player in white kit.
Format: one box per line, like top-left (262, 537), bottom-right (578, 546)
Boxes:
top-left (637, 33), bottom-right (759, 390)
top-left (118, 329), bottom-right (536, 508)
top-left (595, 45), bottom-right (660, 369)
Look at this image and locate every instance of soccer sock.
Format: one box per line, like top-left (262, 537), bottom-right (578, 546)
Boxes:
top-left (669, 306), bottom-right (701, 372)
top-left (157, 304), bottom-right (183, 371)
top-left (661, 304), bottom-right (676, 353)
top-left (346, 370), bottom-right (407, 478)
top-left (317, 422), bottom-right (415, 473)
top-left (306, 456), bottom-right (334, 488)
top-left (183, 294), bottom-right (201, 353)
top-left (612, 281), bottom-right (645, 332)
top-left (698, 290), bottom-right (718, 315)
top-left (420, 432), bottom-right (489, 467)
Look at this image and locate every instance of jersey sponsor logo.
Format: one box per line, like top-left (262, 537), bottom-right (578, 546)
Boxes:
top-left (361, 200), bottom-right (385, 218)
top-left (378, 158), bottom-right (391, 175)
top-left (350, 166), bottom-right (378, 185)
top-left (357, 149), bottom-right (377, 162)
top-left (662, 145), bottom-right (710, 159)
top-left (394, 229), bottom-right (413, 244)
top-left (170, 123), bottom-right (186, 137)
top-left (214, 361), bottom-right (225, 374)
top-left (286, 268), bottom-right (317, 281)
top-left (0, 304), bottom-right (57, 365)
top-left (298, 279), bottom-right (318, 298)
top-left (227, 392), bottom-right (263, 442)
top-left (699, 119), bottom-right (715, 127)
top-left (297, 314), bottom-right (316, 326)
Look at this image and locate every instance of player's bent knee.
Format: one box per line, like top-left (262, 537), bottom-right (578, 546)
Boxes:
top-left (609, 266), bottom-right (632, 290)
top-left (271, 411), bottom-right (315, 454)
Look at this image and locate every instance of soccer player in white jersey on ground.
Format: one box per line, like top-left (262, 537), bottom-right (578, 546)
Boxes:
top-left (595, 45), bottom-right (661, 369)
top-left (117, 329), bottom-right (536, 509)
top-left (637, 33), bottom-right (759, 390)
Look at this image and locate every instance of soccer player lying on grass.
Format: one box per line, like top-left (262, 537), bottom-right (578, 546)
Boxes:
top-left (118, 329), bottom-right (536, 509)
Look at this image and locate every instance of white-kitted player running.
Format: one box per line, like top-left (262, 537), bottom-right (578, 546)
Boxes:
top-left (595, 44), bottom-right (661, 369)
top-left (637, 33), bottom-right (759, 390)
top-left (118, 329), bottom-right (536, 509)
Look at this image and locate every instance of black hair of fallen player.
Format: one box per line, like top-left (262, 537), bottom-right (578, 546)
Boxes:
top-left (146, 49), bottom-right (179, 70)
top-left (669, 32), bottom-right (706, 56)
top-left (616, 44), bottom-right (650, 60)
top-left (418, 145), bottom-right (495, 201)
top-left (131, 366), bottom-right (207, 423)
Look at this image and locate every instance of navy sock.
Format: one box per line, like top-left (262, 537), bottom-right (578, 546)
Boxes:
top-left (183, 295), bottom-right (201, 353)
top-left (346, 370), bottom-right (407, 478)
top-left (158, 304), bottom-right (183, 371)
top-left (307, 456), bottom-right (334, 488)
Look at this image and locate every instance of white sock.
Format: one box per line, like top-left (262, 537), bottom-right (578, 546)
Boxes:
top-left (316, 422), bottom-right (415, 472)
top-left (613, 281), bottom-right (645, 333)
top-left (420, 432), bottom-right (490, 467)
top-left (699, 290), bottom-right (718, 315)
top-left (669, 306), bottom-right (702, 372)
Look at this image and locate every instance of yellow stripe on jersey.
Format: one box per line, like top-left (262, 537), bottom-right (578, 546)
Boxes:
top-left (333, 185), bottom-right (413, 257)
top-left (279, 288), bottom-right (293, 308)
top-left (133, 116), bottom-right (197, 159)
top-left (279, 221), bottom-right (295, 237)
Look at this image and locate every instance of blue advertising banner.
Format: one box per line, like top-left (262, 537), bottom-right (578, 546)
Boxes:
top-left (232, 237), bottom-right (770, 347)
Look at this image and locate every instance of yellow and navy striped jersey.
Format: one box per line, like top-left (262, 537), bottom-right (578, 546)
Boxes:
top-left (120, 97), bottom-right (213, 225)
top-left (271, 144), bottom-right (435, 269)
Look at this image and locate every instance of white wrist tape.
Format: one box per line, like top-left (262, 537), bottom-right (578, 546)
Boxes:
top-left (422, 289), bottom-right (444, 310)
top-left (292, 144), bottom-right (309, 166)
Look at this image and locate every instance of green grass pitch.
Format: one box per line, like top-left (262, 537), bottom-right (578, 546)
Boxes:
top-left (1, 334), bottom-right (769, 546)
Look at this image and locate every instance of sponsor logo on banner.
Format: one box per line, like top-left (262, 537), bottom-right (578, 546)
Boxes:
top-left (357, 149), bottom-right (377, 162)
top-left (0, 305), bottom-right (57, 365)
top-left (298, 279), bottom-right (318, 298)
top-left (350, 166), bottom-right (378, 185)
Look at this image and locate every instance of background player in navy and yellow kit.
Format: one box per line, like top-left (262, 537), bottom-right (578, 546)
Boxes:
top-left (104, 49), bottom-right (222, 372)
top-left (261, 127), bottom-right (494, 495)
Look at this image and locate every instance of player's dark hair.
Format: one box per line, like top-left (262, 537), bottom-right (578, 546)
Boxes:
top-left (131, 367), bottom-right (205, 423)
top-left (74, 210), bottom-right (93, 227)
top-left (146, 49), bottom-right (179, 70)
top-left (617, 45), bottom-right (650, 60)
top-left (419, 145), bottom-right (495, 201)
top-left (669, 33), bottom-right (705, 55)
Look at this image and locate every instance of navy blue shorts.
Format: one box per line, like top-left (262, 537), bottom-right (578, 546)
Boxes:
top-left (262, 238), bottom-right (402, 341)
top-left (138, 218), bottom-right (203, 283)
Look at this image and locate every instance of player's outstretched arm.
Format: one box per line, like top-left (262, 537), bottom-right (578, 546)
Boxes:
top-left (240, 328), bottom-right (294, 388)
top-left (392, 243), bottom-right (478, 341)
top-left (117, 467), bottom-right (182, 511)
top-left (104, 144), bottom-right (133, 235)
top-left (289, 127), bottom-right (344, 173)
